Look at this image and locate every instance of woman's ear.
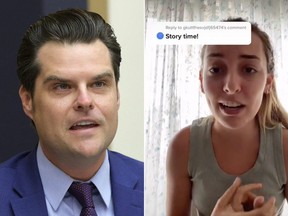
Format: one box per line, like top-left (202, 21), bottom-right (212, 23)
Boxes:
top-left (19, 85), bottom-right (34, 120)
top-left (265, 74), bottom-right (274, 94)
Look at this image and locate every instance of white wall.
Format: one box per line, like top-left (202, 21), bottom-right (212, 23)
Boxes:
top-left (89, 1), bottom-right (144, 161)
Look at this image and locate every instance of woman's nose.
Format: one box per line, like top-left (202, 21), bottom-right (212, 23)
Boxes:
top-left (223, 73), bottom-right (241, 94)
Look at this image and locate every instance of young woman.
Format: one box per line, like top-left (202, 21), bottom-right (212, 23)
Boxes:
top-left (166, 18), bottom-right (288, 216)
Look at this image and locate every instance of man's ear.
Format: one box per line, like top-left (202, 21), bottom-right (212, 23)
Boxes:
top-left (116, 87), bottom-right (120, 110)
top-left (199, 70), bottom-right (205, 93)
top-left (19, 85), bottom-right (34, 120)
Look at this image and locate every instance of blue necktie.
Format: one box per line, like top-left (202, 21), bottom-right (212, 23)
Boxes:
top-left (69, 182), bottom-right (97, 216)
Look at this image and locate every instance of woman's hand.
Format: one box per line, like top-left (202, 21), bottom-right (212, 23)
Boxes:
top-left (211, 178), bottom-right (276, 216)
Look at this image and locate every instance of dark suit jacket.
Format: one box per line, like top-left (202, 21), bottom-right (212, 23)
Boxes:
top-left (0, 148), bottom-right (144, 216)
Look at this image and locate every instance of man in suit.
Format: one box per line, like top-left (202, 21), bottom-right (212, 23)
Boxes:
top-left (0, 8), bottom-right (143, 216)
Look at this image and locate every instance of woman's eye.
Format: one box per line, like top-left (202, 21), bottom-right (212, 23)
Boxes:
top-left (208, 67), bottom-right (221, 73)
top-left (245, 67), bottom-right (257, 74)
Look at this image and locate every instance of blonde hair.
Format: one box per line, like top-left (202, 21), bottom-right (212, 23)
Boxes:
top-left (200, 18), bottom-right (288, 129)
top-left (258, 85), bottom-right (288, 129)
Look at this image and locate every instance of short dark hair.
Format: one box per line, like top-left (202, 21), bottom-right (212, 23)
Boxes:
top-left (17, 8), bottom-right (121, 96)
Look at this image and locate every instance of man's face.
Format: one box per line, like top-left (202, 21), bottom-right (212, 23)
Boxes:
top-left (20, 40), bottom-right (120, 167)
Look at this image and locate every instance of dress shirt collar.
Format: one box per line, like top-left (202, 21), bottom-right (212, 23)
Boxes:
top-left (36, 144), bottom-right (112, 211)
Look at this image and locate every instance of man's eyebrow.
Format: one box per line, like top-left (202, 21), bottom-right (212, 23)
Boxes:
top-left (92, 71), bottom-right (114, 80)
top-left (43, 71), bottom-right (114, 85)
top-left (43, 76), bottom-right (69, 85)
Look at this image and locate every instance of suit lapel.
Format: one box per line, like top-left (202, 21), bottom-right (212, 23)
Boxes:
top-left (11, 149), bottom-right (48, 216)
top-left (108, 151), bottom-right (144, 216)
top-left (11, 193), bottom-right (48, 216)
top-left (111, 184), bottom-right (143, 216)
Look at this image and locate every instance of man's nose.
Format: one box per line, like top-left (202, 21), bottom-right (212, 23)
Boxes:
top-left (223, 73), bottom-right (241, 94)
top-left (73, 88), bottom-right (94, 112)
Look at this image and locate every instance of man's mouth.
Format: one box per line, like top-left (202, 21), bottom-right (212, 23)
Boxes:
top-left (70, 120), bottom-right (99, 130)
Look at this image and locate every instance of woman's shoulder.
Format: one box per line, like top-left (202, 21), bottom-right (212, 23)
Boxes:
top-left (167, 125), bottom-right (191, 186)
top-left (283, 127), bottom-right (288, 142)
top-left (169, 116), bottom-right (212, 152)
top-left (169, 126), bottom-right (190, 156)
top-left (281, 128), bottom-right (288, 185)
top-left (168, 116), bottom-right (213, 162)
top-left (283, 127), bottom-right (288, 157)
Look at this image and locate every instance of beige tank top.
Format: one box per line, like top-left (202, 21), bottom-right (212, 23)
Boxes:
top-left (188, 117), bottom-right (286, 216)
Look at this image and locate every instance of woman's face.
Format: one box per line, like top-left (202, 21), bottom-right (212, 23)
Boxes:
top-left (200, 32), bottom-right (273, 130)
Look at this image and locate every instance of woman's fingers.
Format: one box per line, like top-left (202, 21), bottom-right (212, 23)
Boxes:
top-left (211, 178), bottom-right (276, 216)
top-left (232, 183), bottom-right (262, 211)
top-left (249, 197), bottom-right (276, 216)
top-left (253, 196), bottom-right (265, 209)
top-left (260, 197), bottom-right (276, 215)
top-left (216, 177), bottom-right (241, 207)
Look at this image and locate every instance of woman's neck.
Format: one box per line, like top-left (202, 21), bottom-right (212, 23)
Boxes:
top-left (212, 118), bottom-right (260, 145)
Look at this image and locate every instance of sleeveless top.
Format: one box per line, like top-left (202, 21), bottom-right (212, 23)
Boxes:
top-left (188, 117), bottom-right (286, 216)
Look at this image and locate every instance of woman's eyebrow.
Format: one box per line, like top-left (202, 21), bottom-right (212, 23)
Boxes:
top-left (206, 53), bottom-right (224, 58)
top-left (239, 54), bottom-right (260, 60)
top-left (206, 53), bottom-right (260, 61)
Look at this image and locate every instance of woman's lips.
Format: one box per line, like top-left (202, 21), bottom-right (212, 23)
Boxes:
top-left (219, 102), bottom-right (245, 115)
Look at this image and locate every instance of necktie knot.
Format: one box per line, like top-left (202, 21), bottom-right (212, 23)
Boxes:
top-left (69, 182), bottom-right (97, 216)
